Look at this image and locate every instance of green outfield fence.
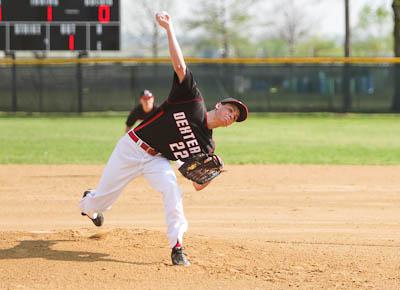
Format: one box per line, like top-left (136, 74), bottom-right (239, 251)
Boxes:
top-left (0, 57), bottom-right (400, 113)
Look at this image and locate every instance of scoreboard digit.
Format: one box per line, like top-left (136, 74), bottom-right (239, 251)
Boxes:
top-left (0, 0), bottom-right (119, 51)
top-left (50, 23), bottom-right (86, 51)
top-left (90, 24), bottom-right (118, 50)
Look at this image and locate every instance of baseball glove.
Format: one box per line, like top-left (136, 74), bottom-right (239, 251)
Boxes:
top-left (178, 153), bottom-right (223, 184)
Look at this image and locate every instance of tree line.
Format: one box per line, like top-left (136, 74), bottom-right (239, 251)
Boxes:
top-left (127, 0), bottom-right (398, 58)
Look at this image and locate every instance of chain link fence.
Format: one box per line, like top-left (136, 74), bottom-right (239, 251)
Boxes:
top-left (0, 59), bottom-right (397, 113)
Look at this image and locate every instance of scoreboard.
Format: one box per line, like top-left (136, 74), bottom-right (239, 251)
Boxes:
top-left (0, 0), bottom-right (120, 51)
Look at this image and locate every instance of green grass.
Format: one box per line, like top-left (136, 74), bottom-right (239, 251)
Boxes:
top-left (1, 113), bottom-right (400, 165)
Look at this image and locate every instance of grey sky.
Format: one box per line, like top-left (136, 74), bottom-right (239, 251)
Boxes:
top-left (311, 0), bottom-right (392, 36)
top-left (121, 0), bottom-right (393, 37)
top-left (116, 0), bottom-right (394, 55)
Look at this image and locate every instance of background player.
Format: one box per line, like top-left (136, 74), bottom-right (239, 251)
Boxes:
top-left (79, 11), bottom-right (248, 266)
top-left (125, 89), bottom-right (158, 133)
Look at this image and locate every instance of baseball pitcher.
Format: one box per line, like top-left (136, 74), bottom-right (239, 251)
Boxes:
top-left (79, 11), bottom-right (248, 266)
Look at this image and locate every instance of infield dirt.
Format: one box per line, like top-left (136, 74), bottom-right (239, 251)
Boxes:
top-left (0, 165), bottom-right (399, 289)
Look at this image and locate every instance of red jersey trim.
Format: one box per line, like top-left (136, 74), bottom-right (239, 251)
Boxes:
top-left (134, 110), bottom-right (165, 132)
top-left (166, 97), bottom-right (204, 105)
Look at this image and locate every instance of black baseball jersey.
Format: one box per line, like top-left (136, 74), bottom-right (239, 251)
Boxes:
top-left (134, 69), bottom-right (214, 161)
top-left (126, 105), bottom-right (159, 127)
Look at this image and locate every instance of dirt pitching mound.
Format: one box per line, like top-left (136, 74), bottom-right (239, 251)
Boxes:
top-left (0, 165), bottom-right (400, 289)
top-left (0, 228), bottom-right (276, 289)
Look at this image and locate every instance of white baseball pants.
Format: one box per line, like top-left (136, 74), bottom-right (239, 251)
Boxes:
top-left (79, 133), bottom-right (188, 248)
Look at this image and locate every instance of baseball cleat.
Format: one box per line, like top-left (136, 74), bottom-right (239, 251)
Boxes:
top-left (81, 190), bottom-right (104, 227)
top-left (171, 244), bottom-right (190, 266)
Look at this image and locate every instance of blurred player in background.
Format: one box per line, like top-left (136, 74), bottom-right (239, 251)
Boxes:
top-left (125, 89), bottom-right (158, 132)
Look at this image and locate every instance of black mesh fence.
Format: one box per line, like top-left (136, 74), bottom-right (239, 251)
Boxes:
top-left (0, 61), bottom-right (397, 113)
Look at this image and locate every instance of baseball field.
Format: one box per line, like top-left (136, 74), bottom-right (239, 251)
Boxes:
top-left (1, 113), bottom-right (400, 289)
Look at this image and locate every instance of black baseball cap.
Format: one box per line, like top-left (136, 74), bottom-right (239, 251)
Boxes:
top-left (220, 97), bottom-right (249, 122)
top-left (139, 89), bottom-right (153, 98)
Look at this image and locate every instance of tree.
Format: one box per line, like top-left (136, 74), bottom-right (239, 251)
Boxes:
top-left (347, 4), bottom-right (392, 56)
top-left (256, 38), bottom-right (289, 57)
top-left (273, 0), bottom-right (317, 56)
top-left (358, 4), bottom-right (390, 34)
top-left (125, 0), bottom-right (176, 57)
top-left (393, 1), bottom-right (400, 56)
top-left (296, 37), bottom-right (340, 57)
top-left (393, 0), bottom-right (400, 111)
top-left (186, 0), bottom-right (260, 57)
top-left (355, 3), bottom-right (391, 47)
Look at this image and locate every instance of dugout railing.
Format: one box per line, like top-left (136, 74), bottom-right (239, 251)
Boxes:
top-left (0, 57), bottom-right (399, 113)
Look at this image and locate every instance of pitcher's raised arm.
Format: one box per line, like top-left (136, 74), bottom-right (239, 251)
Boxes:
top-left (155, 11), bottom-right (186, 83)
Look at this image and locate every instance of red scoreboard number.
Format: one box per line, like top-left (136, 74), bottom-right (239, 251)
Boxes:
top-left (98, 5), bottom-right (110, 23)
top-left (47, 6), bottom-right (52, 22)
top-left (0, 0), bottom-right (120, 51)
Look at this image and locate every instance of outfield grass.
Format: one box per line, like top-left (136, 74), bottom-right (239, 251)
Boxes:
top-left (0, 113), bottom-right (399, 165)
